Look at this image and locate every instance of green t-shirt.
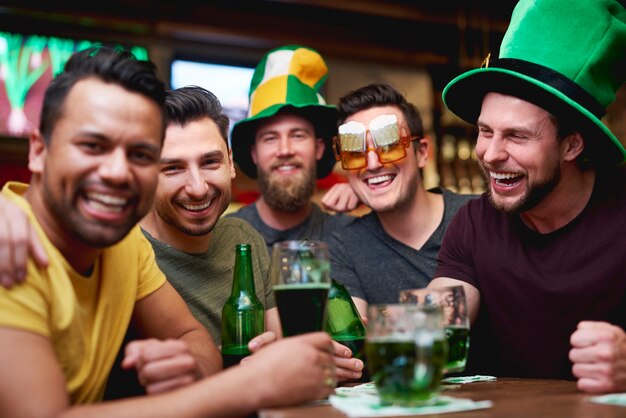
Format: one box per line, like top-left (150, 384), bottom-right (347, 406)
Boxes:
top-left (142, 217), bottom-right (274, 345)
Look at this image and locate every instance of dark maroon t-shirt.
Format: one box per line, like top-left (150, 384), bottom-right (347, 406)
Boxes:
top-left (436, 167), bottom-right (626, 379)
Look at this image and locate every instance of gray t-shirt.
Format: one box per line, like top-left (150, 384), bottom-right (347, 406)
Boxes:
top-left (142, 217), bottom-right (274, 345)
top-left (329, 188), bottom-right (476, 304)
top-left (228, 202), bottom-right (353, 256)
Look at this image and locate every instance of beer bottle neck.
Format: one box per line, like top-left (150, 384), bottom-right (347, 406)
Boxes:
top-left (232, 244), bottom-right (256, 296)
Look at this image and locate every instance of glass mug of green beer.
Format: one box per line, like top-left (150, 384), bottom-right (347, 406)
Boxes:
top-left (366, 304), bottom-right (447, 406)
top-left (270, 240), bottom-right (331, 336)
top-left (399, 286), bottom-right (470, 373)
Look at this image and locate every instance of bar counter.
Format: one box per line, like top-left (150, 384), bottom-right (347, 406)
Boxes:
top-left (259, 378), bottom-right (625, 417)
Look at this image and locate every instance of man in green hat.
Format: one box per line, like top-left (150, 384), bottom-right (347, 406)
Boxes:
top-left (429, 0), bottom-right (626, 392)
top-left (228, 45), bottom-right (353, 257)
top-left (228, 45), bottom-right (364, 381)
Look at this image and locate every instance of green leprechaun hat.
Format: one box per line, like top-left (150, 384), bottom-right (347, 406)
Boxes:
top-left (443, 0), bottom-right (626, 165)
top-left (231, 45), bottom-right (338, 179)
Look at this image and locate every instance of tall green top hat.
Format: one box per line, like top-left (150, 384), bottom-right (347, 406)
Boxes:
top-left (231, 45), bottom-right (338, 179)
top-left (443, 0), bottom-right (626, 165)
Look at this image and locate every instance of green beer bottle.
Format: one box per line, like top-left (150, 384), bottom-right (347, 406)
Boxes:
top-left (221, 244), bottom-right (264, 368)
top-left (324, 279), bottom-right (368, 381)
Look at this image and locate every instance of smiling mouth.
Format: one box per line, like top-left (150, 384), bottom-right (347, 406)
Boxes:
top-left (179, 200), bottom-right (212, 212)
top-left (365, 174), bottom-right (395, 186)
top-left (490, 171), bottom-right (524, 187)
top-left (274, 163), bottom-right (299, 172)
top-left (85, 192), bottom-right (129, 214)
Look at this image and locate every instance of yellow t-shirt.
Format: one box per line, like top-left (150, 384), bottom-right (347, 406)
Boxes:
top-left (0, 182), bottom-right (166, 403)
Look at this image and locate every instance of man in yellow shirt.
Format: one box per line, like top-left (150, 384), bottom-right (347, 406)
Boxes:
top-left (0, 47), bottom-right (336, 417)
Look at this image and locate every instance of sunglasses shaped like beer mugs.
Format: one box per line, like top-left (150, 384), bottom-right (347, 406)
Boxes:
top-left (332, 114), bottom-right (419, 170)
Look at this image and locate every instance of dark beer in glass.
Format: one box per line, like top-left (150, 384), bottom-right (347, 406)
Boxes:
top-left (270, 240), bottom-right (331, 336)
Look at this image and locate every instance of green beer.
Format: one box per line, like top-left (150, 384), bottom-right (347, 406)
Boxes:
top-left (274, 283), bottom-right (330, 336)
top-left (445, 326), bottom-right (470, 372)
top-left (366, 336), bottom-right (447, 406)
top-left (221, 244), bottom-right (264, 368)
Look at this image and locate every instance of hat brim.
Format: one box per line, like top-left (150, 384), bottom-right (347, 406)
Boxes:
top-left (231, 103), bottom-right (338, 179)
top-left (443, 68), bottom-right (626, 165)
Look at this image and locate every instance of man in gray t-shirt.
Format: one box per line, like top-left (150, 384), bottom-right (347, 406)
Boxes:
top-left (330, 188), bottom-right (472, 306)
top-left (228, 45), bottom-right (352, 255)
top-left (323, 84), bottom-right (475, 315)
top-left (232, 200), bottom-right (351, 258)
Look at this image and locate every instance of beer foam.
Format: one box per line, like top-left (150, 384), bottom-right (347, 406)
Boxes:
top-left (367, 335), bottom-right (416, 343)
top-left (273, 283), bottom-right (331, 290)
top-left (368, 330), bottom-right (446, 345)
top-left (339, 120), bottom-right (366, 136)
top-left (370, 114), bottom-right (399, 146)
top-left (369, 114), bottom-right (397, 131)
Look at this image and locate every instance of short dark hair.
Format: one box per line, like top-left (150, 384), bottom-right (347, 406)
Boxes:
top-left (39, 46), bottom-right (166, 143)
top-left (165, 86), bottom-right (230, 148)
top-left (337, 83), bottom-right (424, 139)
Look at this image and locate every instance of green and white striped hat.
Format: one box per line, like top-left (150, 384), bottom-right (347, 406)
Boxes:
top-left (231, 45), bottom-right (338, 179)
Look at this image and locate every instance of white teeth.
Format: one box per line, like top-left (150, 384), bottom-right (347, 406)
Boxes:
top-left (276, 164), bottom-right (296, 171)
top-left (86, 192), bottom-right (127, 213)
top-left (490, 171), bottom-right (522, 180)
top-left (181, 201), bottom-right (211, 211)
top-left (367, 175), bottom-right (393, 185)
top-left (87, 192), bottom-right (127, 206)
top-left (88, 199), bottom-right (123, 213)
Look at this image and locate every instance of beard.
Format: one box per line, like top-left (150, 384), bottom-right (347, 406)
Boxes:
top-left (485, 163), bottom-right (561, 214)
top-left (43, 176), bottom-right (143, 248)
top-left (257, 160), bottom-right (317, 213)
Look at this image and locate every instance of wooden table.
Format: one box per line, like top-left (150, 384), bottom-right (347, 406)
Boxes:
top-left (259, 378), bottom-right (626, 417)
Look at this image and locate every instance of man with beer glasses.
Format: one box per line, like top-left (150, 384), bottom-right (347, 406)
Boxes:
top-left (326, 83), bottom-right (474, 317)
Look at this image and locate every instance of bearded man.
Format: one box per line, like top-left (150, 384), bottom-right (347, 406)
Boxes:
top-left (430, 0), bottom-right (626, 393)
top-left (229, 45), bottom-right (352, 256)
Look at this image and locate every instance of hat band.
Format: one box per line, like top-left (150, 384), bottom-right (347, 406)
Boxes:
top-left (492, 58), bottom-right (606, 119)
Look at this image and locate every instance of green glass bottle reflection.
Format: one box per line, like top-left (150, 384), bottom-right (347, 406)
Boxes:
top-left (324, 279), bottom-right (368, 381)
top-left (221, 244), bottom-right (264, 368)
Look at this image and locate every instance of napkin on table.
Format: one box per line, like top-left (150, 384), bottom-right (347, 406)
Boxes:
top-left (588, 393), bottom-right (626, 407)
top-left (442, 375), bottom-right (497, 384)
top-left (330, 383), bottom-right (492, 417)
